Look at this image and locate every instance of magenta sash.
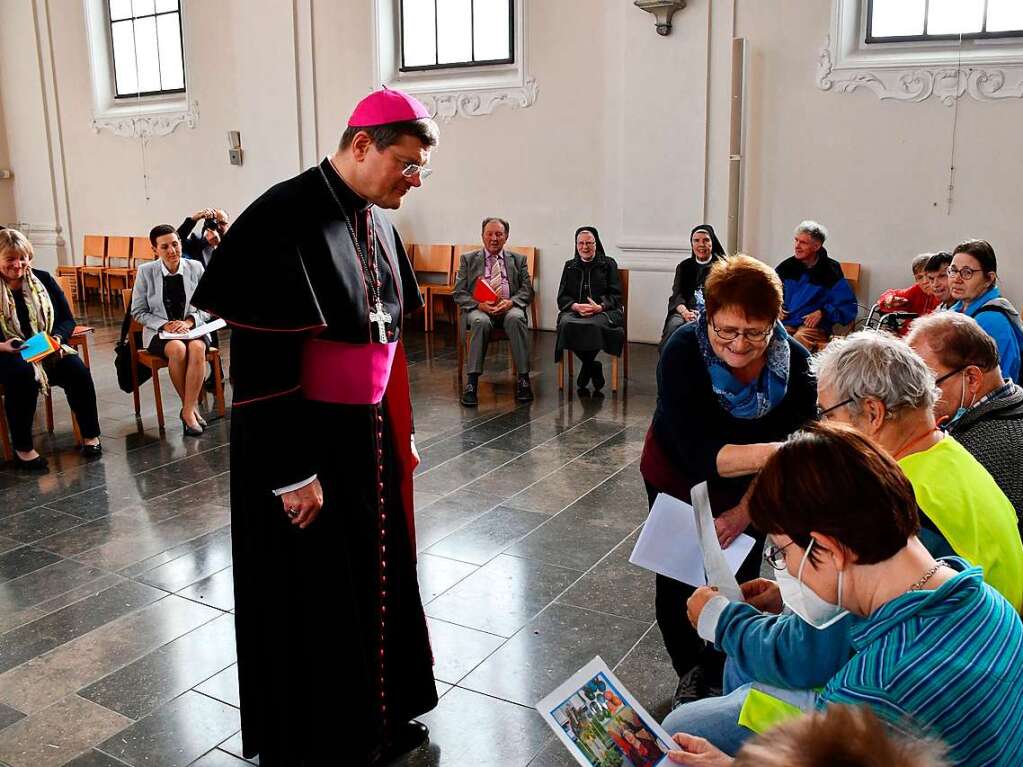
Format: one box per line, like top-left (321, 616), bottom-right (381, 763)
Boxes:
top-left (301, 338), bottom-right (397, 404)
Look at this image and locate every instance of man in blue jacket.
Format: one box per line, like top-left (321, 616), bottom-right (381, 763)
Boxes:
top-left (776, 221), bottom-right (857, 351)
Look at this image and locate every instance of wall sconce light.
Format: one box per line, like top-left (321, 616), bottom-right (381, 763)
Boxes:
top-left (634, 0), bottom-right (687, 36)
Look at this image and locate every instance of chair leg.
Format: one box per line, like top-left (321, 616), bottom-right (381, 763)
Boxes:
top-left (558, 359), bottom-right (564, 390)
top-left (0, 398), bottom-right (12, 462)
top-left (151, 369), bottom-right (166, 432)
top-left (611, 356), bottom-right (619, 393)
top-left (568, 354), bottom-right (574, 386)
top-left (213, 354), bottom-right (226, 417)
top-left (72, 413), bottom-right (82, 446)
top-left (45, 393), bottom-right (55, 433)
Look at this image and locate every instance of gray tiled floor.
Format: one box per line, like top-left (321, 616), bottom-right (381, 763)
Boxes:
top-left (0, 303), bottom-right (676, 766)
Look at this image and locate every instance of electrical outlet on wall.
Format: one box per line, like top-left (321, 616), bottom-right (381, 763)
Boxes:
top-left (229, 149), bottom-right (243, 166)
top-left (0, 169), bottom-right (12, 179)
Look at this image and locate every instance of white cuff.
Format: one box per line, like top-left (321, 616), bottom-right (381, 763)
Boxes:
top-left (273, 474), bottom-right (317, 496)
top-left (697, 595), bottom-right (730, 644)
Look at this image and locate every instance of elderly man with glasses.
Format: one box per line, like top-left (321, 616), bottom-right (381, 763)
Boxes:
top-left (662, 331), bottom-right (1023, 756)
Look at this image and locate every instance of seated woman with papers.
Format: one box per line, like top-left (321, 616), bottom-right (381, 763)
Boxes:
top-left (131, 224), bottom-right (213, 436)
top-left (664, 423), bottom-right (1023, 766)
top-left (639, 255), bottom-right (816, 706)
top-left (0, 228), bottom-right (102, 469)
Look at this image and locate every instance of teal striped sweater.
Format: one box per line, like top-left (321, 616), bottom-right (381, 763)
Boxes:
top-left (821, 561), bottom-right (1023, 765)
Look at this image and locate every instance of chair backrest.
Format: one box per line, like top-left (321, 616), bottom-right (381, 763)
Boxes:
top-left (618, 268), bottom-right (630, 332)
top-left (83, 235), bottom-right (106, 267)
top-left (56, 275), bottom-right (78, 316)
top-left (106, 236), bottom-right (131, 268)
top-left (131, 236), bottom-right (155, 265)
top-left (841, 262), bottom-right (861, 298)
top-left (414, 244), bottom-right (454, 285)
top-left (508, 245), bottom-right (537, 281)
top-left (121, 288), bottom-right (133, 315)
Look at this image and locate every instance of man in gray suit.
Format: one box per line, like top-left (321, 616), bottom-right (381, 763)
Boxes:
top-left (453, 217), bottom-right (534, 406)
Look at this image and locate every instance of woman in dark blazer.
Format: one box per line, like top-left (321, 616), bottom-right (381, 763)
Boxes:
top-left (555, 226), bottom-right (625, 393)
top-left (0, 228), bottom-right (101, 470)
top-left (639, 254), bottom-right (816, 706)
top-left (131, 224), bottom-right (211, 436)
top-left (661, 224), bottom-right (726, 347)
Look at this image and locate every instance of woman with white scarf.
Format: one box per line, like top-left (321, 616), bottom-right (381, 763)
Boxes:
top-left (0, 228), bottom-right (101, 470)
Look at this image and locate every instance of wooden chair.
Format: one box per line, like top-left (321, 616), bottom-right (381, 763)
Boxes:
top-left (507, 245), bottom-right (539, 328)
top-left (55, 265), bottom-right (81, 307)
top-left (56, 275), bottom-right (94, 369)
top-left (79, 235), bottom-right (107, 305)
top-left (558, 269), bottom-right (630, 394)
top-left (120, 289), bottom-right (226, 432)
top-left (131, 236), bottom-right (155, 281)
top-left (103, 236), bottom-right (133, 302)
top-left (413, 244), bottom-right (455, 332)
top-left (841, 262), bottom-right (861, 299)
top-left (0, 387), bottom-right (12, 461)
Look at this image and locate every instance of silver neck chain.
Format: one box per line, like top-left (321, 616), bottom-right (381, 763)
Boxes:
top-left (910, 562), bottom-right (947, 592)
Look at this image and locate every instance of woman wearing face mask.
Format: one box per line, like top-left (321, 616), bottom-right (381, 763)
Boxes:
top-left (664, 423), bottom-right (1023, 767)
top-left (555, 226), bottom-right (625, 393)
top-left (661, 225), bottom-right (727, 347)
top-left (948, 239), bottom-right (1023, 383)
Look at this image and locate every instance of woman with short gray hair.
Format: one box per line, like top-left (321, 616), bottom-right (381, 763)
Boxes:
top-left (812, 331), bottom-right (1022, 609)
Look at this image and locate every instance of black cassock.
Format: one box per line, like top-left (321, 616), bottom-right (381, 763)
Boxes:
top-left (192, 158), bottom-right (437, 766)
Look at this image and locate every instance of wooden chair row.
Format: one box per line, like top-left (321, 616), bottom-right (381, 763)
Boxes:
top-left (120, 289), bottom-right (225, 433)
top-left (409, 244), bottom-right (540, 332)
top-left (57, 234), bottom-right (157, 307)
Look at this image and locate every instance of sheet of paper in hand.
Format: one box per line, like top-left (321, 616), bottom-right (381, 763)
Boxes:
top-left (472, 277), bottom-right (499, 304)
top-left (629, 488), bottom-right (754, 600)
top-left (537, 656), bottom-right (675, 767)
top-left (19, 332), bottom-right (59, 364)
top-left (159, 317), bottom-right (227, 340)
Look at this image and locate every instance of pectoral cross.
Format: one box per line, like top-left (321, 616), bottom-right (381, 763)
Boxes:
top-left (370, 301), bottom-right (392, 343)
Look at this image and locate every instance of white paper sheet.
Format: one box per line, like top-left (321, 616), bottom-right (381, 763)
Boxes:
top-left (629, 487), bottom-right (755, 599)
top-left (159, 317), bottom-right (226, 340)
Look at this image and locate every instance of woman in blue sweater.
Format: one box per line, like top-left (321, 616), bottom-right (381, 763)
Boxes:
top-left (665, 423), bottom-right (1023, 766)
top-left (948, 239), bottom-right (1022, 382)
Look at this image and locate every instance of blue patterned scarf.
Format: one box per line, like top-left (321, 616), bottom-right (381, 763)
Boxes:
top-left (697, 314), bottom-right (790, 419)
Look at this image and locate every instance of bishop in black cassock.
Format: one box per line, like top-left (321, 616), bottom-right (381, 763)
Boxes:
top-left (192, 89), bottom-right (440, 766)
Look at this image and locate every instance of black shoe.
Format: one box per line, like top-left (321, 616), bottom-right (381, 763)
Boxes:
top-left (13, 453), bottom-right (48, 472)
top-left (80, 442), bottom-right (103, 458)
top-left (671, 666), bottom-right (722, 710)
top-left (590, 361), bottom-right (605, 392)
top-left (377, 720), bottom-right (430, 763)
top-left (515, 375), bottom-right (534, 403)
top-left (460, 382), bottom-right (479, 407)
top-left (576, 360), bottom-right (592, 389)
top-left (180, 410), bottom-right (204, 437)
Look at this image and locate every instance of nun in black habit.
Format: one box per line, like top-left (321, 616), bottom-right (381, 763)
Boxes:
top-left (554, 226), bottom-right (625, 393)
top-left (660, 224), bottom-right (726, 346)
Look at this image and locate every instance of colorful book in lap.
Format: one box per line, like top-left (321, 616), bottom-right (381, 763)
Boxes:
top-left (19, 332), bottom-right (59, 364)
top-left (472, 278), bottom-right (499, 304)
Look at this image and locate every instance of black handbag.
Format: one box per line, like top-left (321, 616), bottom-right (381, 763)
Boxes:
top-left (114, 310), bottom-right (150, 394)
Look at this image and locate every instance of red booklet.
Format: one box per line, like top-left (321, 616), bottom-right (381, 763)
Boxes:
top-left (472, 278), bottom-right (499, 303)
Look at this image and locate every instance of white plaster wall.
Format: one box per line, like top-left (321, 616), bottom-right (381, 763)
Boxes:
top-left (1, 0), bottom-right (1020, 341)
top-left (33, 0), bottom-right (302, 250)
top-left (0, 86), bottom-right (16, 225)
top-left (735, 0), bottom-right (1023, 310)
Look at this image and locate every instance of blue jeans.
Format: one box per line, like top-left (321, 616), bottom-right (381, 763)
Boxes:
top-left (661, 685), bottom-right (755, 757)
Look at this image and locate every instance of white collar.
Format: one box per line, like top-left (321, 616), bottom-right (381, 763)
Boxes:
top-left (160, 259), bottom-right (182, 277)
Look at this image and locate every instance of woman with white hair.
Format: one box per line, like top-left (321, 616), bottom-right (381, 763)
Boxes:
top-left (812, 330), bottom-right (1022, 608)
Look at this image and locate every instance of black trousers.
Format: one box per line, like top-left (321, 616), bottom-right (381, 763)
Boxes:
top-left (646, 481), bottom-right (765, 680)
top-left (0, 352), bottom-right (101, 452)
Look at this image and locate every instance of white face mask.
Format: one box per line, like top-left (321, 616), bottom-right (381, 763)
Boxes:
top-left (775, 539), bottom-right (849, 630)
